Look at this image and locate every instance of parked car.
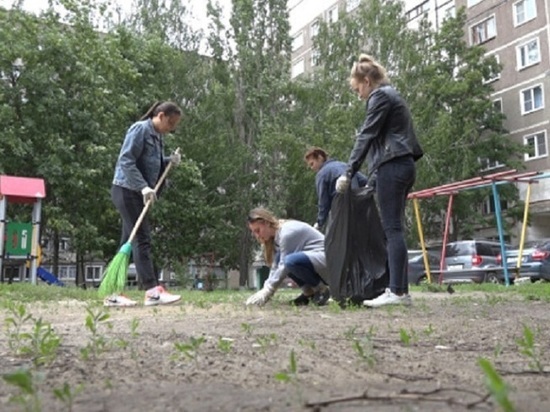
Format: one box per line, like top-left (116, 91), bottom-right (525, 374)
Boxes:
top-left (442, 240), bottom-right (508, 283)
top-left (501, 239), bottom-right (550, 282)
top-left (408, 252), bottom-right (442, 285)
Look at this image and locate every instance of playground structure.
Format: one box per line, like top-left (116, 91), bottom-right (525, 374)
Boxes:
top-left (409, 169), bottom-right (550, 286)
top-left (0, 174), bottom-right (62, 285)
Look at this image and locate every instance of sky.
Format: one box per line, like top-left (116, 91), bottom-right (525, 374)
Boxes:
top-left (0, 0), bottom-right (233, 32)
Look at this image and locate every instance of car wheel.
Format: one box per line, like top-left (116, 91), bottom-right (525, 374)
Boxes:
top-left (485, 272), bottom-right (501, 284)
top-left (415, 275), bottom-right (428, 285)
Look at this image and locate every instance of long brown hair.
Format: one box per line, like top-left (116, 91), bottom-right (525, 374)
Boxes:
top-left (248, 207), bottom-right (281, 266)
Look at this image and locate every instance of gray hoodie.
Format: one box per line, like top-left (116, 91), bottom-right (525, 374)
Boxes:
top-left (264, 220), bottom-right (329, 289)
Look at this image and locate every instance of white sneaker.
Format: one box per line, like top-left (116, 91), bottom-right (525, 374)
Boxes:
top-left (363, 288), bottom-right (412, 308)
top-left (145, 285), bottom-right (181, 306)
top-left (104, 294), bottom-right (138, 307)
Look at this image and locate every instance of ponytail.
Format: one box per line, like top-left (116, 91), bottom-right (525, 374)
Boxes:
top-left (140, 101), bottom-right (182, 120)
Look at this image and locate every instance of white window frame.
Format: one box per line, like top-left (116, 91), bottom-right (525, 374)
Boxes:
top-left (311, 49), bottom-right (320, 67)
top-left (310, 20), bottom-right (319, 38)
top-left (493, 98), bottom-right (503, 112)
top-left (406, 0), bottom-right (430, 21)
top-left (292, 32), bottom-right (304, 51)
top-left (470, 15), bottom-right (496, 45)
top-left (85, 265), bottom-right (103, 282)
top-left (291, 58), bottom-right (305, 78)
top-left (59, 237), bottom-right (70, 251)
top-left (520, 84), bottom-right (544, 114)
top-left (54, 265), bottom-right (76, 280)
top-left (467, 0), bottom-right (483, 7)
top-left (513, 0), bottom-right (536, 27)
top-left (346, 0), bottom-right (361, 12)
top-left (479, 157), bottom-right (504, 172)
top-left (483, 54), bottom-right (500, 83)
top-left (326, 5), bottom-right (339, 24)
top-left (523, 130), bottom-right (548, 161)
top-left (516, 37), bottom-right (540, 70)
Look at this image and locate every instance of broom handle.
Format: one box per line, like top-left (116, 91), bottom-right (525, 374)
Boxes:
top-left (126, 147), bottom-right (180, 243)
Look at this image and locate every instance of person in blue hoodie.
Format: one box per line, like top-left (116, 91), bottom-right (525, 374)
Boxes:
top-left (105, 101), bottom-right (183, 307)
top-left (304, 147), bottom-right (368, 231)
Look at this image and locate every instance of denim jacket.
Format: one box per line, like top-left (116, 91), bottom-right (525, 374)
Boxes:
top-left (112, 119), bottom-right (169, 192)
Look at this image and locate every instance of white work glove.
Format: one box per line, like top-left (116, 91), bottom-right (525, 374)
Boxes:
top-left (246, 284), bottom-right (276, 306)
top-left (141, 187), bottom-right (157, 205)
top-left (335, 175), bottom-right (351, 193)
top-left (170, 151), bottom-right (181, 166)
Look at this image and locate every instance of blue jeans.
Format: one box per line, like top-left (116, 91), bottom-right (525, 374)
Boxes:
top-left (376, 156), bottom-right (416, 295)
top-left (284, 253), bottom-right (324, 288)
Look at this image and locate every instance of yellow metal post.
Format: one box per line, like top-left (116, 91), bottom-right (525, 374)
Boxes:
top-left (413, 198), bottom-right (431, 283)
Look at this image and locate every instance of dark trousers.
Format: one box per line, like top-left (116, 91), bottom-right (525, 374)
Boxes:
top-left (284, 252), bottom-right (324, 288)
top-left (376, 156), bottom-right (416, 295)
top-left (111, 185), bottom-right (158, 290)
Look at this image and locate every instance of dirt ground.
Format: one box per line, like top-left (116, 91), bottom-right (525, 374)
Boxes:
top-left (1, 289), bottom-right (549, 412)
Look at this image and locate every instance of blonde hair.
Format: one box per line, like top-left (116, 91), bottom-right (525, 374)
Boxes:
top-left (350, 54), bottom-right (389, 87)
top-left (247, 207), bottom-right (281, 266)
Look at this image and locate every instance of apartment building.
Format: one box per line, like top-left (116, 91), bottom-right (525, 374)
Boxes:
top-left (289, 0), bottom-right (550, 240)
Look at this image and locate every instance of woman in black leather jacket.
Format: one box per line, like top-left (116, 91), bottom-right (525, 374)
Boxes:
top-left (336, 54), bottom-right (423, 308)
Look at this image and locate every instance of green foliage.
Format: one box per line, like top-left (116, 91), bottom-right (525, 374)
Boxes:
top-left (172, 336), bottom-right (206, 361)
top-left (516, 324), bottom-right (544, 372)
top-left (4, 302), bottom-right (60, 367)
top-left (274, 349), bottom-right (297, 383)
top-left (2, 369), bottom-right (42, 412)
top-left (81, 306), bottom-right (112, 360)
top-left (0, 0), bottom-right (524, 283)
top-left (53, 382), bottom-right (84, 412)
top-left (478, 357), bottom-right (515, 412)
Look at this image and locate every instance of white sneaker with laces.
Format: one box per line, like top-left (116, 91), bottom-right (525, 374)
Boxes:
top-left (363, 288), bottom-right (412, 308)
top-left (145, 285), bottom-right (181, 306)
top-left (104, 294), bottom-right (138, 307)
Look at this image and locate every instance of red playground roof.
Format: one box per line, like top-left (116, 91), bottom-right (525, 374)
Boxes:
top-left (0, 175), bottom-right (46, 203)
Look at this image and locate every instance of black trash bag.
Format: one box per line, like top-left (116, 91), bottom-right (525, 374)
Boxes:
top-left (325, 187), bottom-right (388, 306)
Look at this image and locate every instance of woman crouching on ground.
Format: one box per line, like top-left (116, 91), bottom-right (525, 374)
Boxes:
top-left (245, 207), bottom-right (330, 307)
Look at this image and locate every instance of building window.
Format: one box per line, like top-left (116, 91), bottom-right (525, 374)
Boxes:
top-left (291, 59), bottom-right (305, 78)
top-left (483, 54), bottom-right (500, 83)
top-left (467, 0), bottom-right (483, 7)
top-left (481, 195), bottom-right (508, 215)
top-left (493, 98), bottom-right (503, 112)
top-left (470, 16), bottom-right (496, 45)
top-left (346, 0), bottom-right (361, 12)
top-left (310, 20), bottom-right (319, 38)
top-left (520, 84), bottom-right (544, 114)
top-left (57, 265), bottom-right (76, 280)
top-left (326, 6), bottom-right (338, 24)
top-left (516, 38), bottom-right (540, 70)
top-left (406, 0), bottom-right (430, 21)
top-left (479, 157), bottom-right (504, 171)
top-left (292, 32), bottom-right (304, 51)
top-left (444, 6), bottom-right (456, 20)
top-left (311, 49), bottom-right (320, 67)
top-left (524, 131), bottom-right (547, 160)
top-left (514, 0), bottom-right (536, 26)
top-left (85, 265), bottom-right (103, 282)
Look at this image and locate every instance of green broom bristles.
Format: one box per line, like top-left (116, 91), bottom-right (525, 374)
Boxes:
top-left (98, 243), bottom-right (133, 297)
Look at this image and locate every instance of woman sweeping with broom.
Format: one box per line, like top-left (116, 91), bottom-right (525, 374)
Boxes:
top-left (103, 101), bottom-right (183, 307)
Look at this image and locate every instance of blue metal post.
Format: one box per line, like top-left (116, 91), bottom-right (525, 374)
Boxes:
top-left (491, 182), bottom-right (509, 286)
